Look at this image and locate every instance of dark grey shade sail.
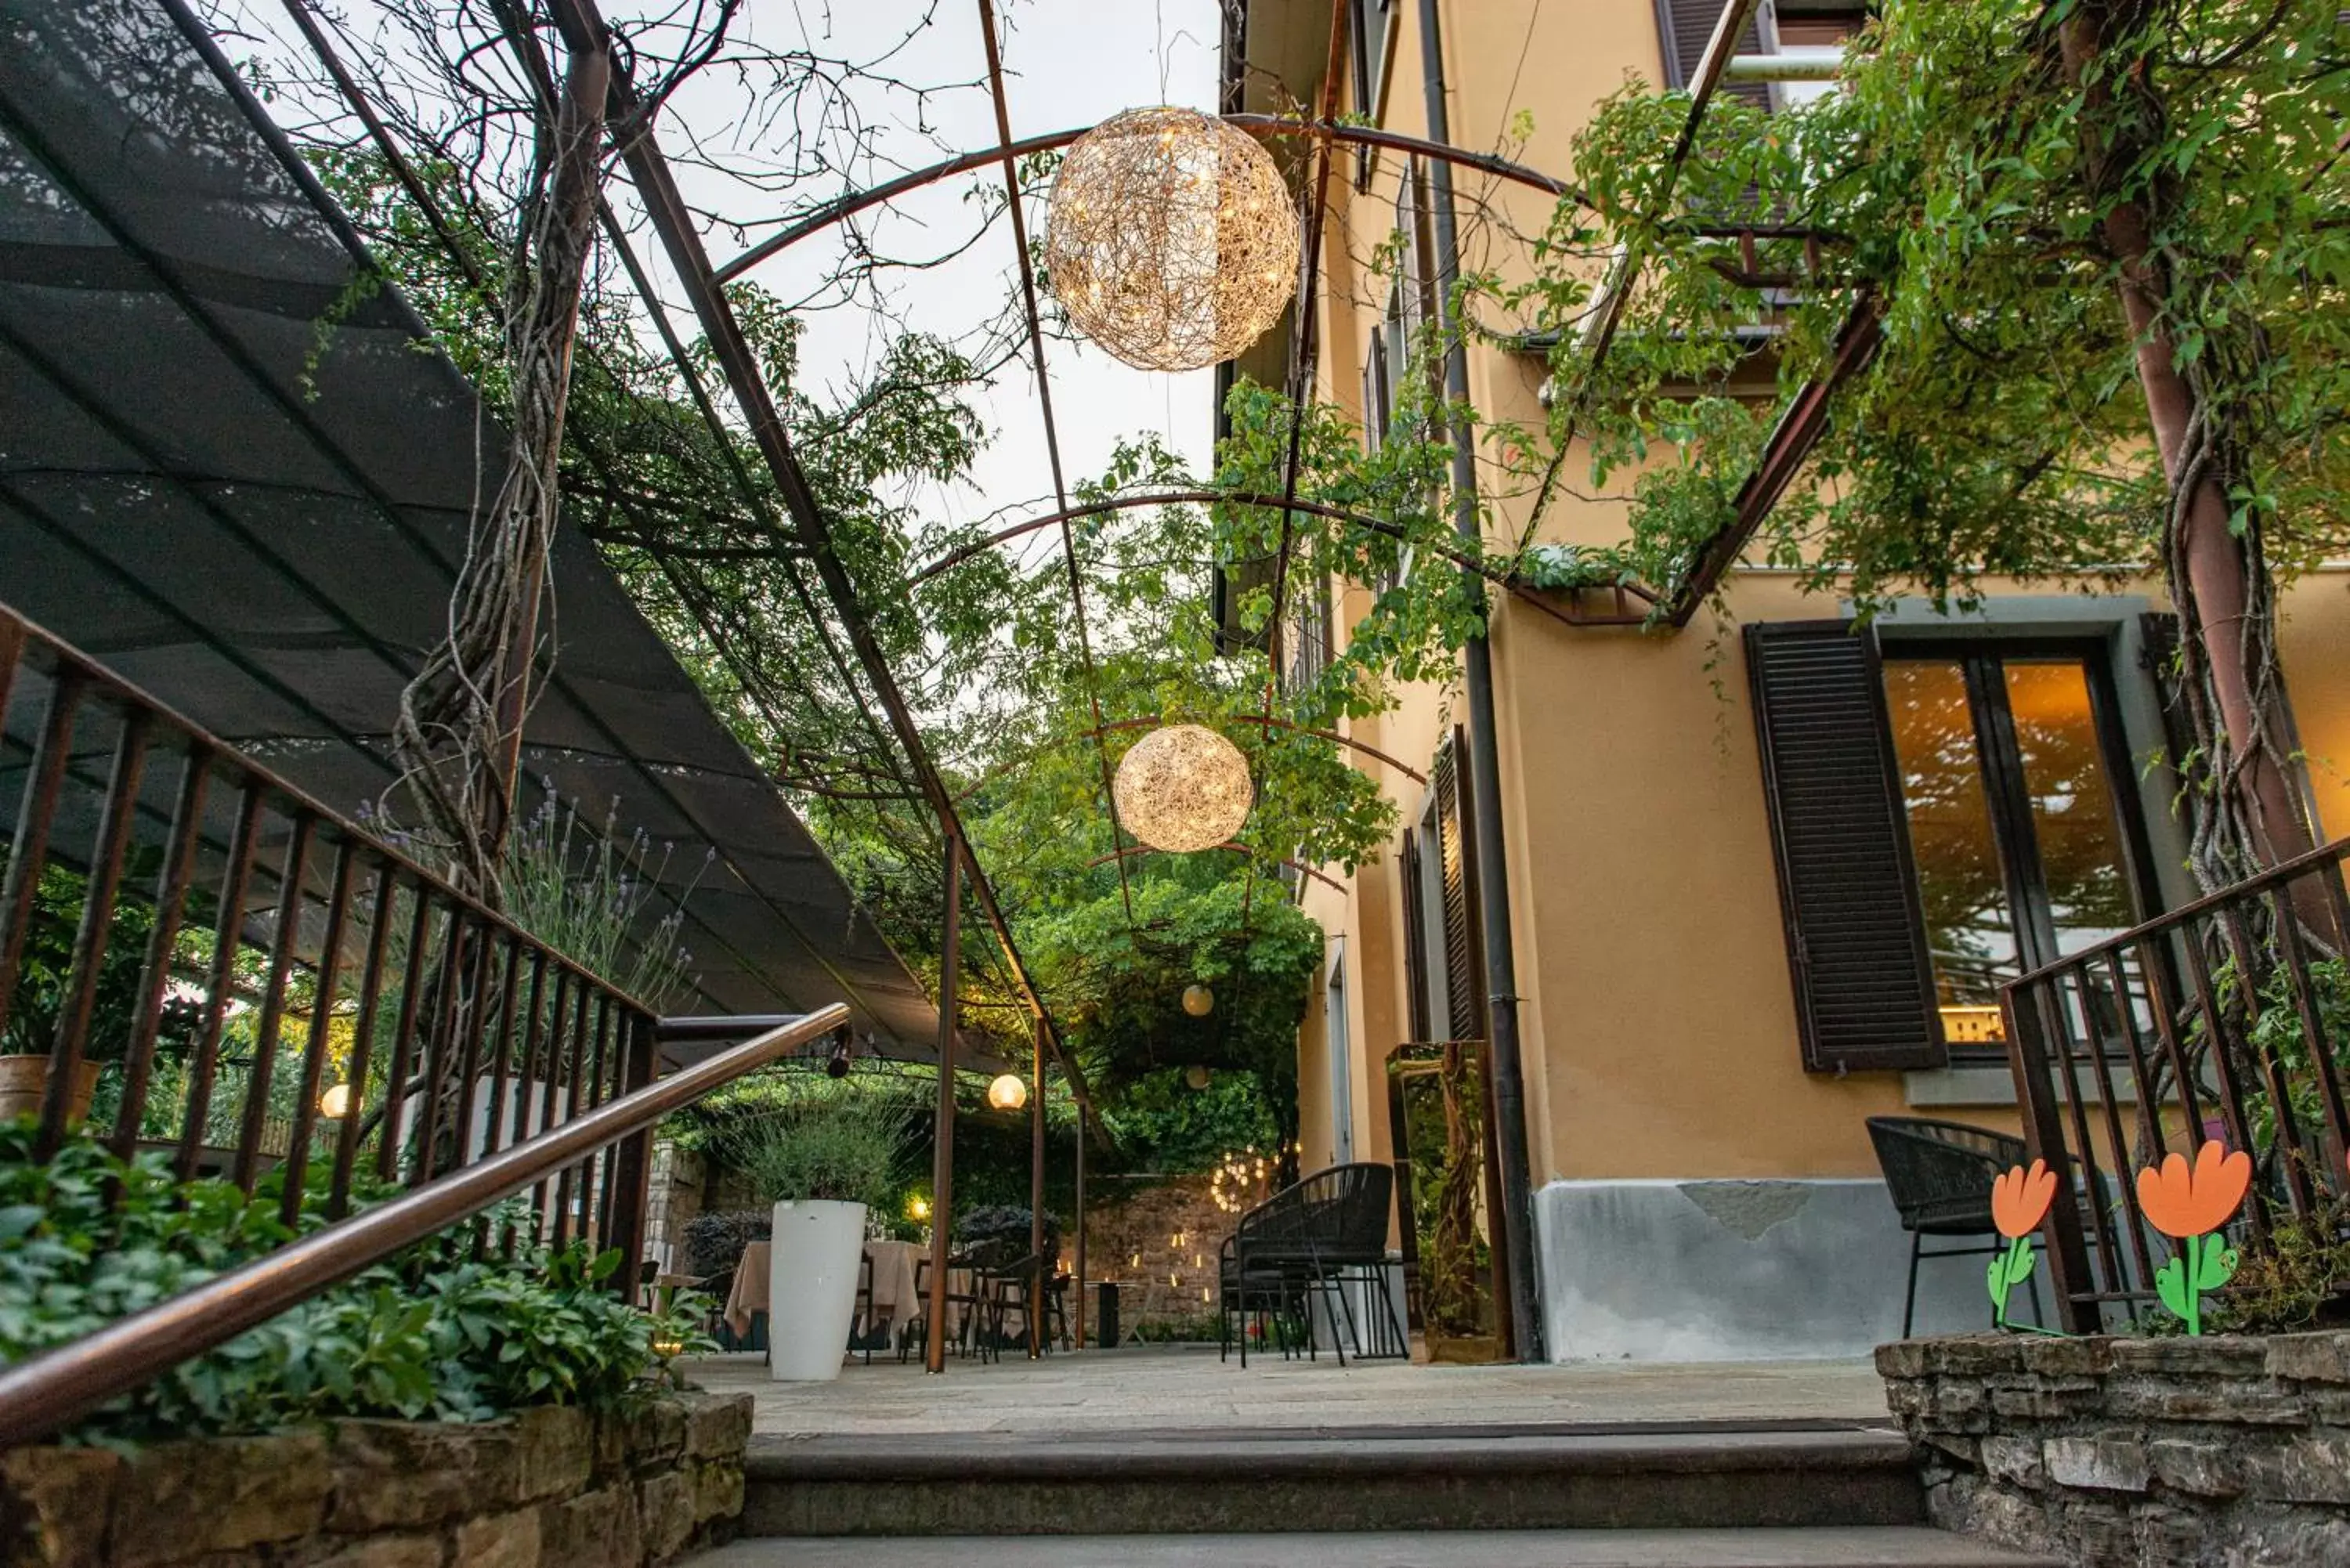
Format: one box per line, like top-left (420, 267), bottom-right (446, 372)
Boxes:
top-left (0, 0), bottom-right (974, 1064)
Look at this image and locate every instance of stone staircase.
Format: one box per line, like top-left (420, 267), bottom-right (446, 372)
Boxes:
top-left (692, 1421), bottom-right (2063, 1566)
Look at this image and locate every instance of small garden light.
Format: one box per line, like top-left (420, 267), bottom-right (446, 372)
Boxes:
top-left (987, 1072), bottom-right (1028, 1112)
top-left (319, 1082), bottom-right (352, 1120)
top-left (1181, 983), bottom-right (1213, 1017)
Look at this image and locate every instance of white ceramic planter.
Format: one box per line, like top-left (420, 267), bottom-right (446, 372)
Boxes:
top-left (765, 1198), bottom-right (867, 1382)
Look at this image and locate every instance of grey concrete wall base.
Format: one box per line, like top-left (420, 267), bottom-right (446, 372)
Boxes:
top-left (1533, 1178), bottom-right (2030, 1362)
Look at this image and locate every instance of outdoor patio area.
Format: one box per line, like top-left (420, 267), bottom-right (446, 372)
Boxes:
top-left (685, 1346), bottom-right (1892, 1438)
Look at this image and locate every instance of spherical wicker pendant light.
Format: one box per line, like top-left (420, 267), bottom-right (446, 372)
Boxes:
top-left (1044, 106), bottom-right (1300, 372)
top-left (1112, 723), bottom-right (1254, 853)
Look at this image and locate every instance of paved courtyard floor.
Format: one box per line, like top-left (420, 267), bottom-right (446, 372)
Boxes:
top-left (685, 1345), bottom-right (1892, 1437)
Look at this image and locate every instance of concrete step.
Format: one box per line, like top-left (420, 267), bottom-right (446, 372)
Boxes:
top-left (741, 1422), bottom-right (1927, 1537)
top-left (692, 1527), bottom-right (2064, 1566)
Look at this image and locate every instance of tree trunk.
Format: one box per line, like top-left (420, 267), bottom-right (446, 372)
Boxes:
top-left (2054, 5), bottom-right (2316, 887)
top-left (392, 33), bottom-right (610, 903)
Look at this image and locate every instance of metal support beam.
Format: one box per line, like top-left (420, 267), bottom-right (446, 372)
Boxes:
top-left (1072, 1102), bottom-right (1087, 1350)
top-left (1028, 1011), bottom-right (1045, 1359)
top-left (1419, 0), bottom-right (1542, 1363)
top-left (906, 488), bottom-right (1636, 627)
top-left (713, 117), bottom-right (1585, 285)
top-left (1665, 291), bottom-right (1885, 624)
top-left (555, 0), bottom-right (1098, 1127)
top-left (925, 836), bottom-right (964, 1374)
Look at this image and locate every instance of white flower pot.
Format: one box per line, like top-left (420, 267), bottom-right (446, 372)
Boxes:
top-left (766, 1199), bottom-right (866, 1382)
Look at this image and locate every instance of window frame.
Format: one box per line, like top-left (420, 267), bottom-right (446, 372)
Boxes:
top-left (1880, 634), bottom-right (2167, 1062)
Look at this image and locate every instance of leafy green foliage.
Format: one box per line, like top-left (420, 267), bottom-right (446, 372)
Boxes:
top-left (1096, 1067), bottom-right (1279, 1176)
top-left (1522, 0), bottom-right (2350, 851)
top-left (2206, 1197), bottom-right (2350, 1334)
top-left (0, 858), bottom-right (172, 1060)
top-left (718, 1087), bottom-right (909, 1209)
top-left (0, 1123), bottom-right (708, 1440)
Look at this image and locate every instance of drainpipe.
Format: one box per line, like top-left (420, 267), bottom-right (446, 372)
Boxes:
top-left (1415, 0), bottom-right (1543, 1361)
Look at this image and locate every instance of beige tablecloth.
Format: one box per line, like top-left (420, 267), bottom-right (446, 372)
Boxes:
top-left (722, 1237), bottom-right (935, 1340)
top-left (862, 1239), bottom-right (922, 1328)
top-left (722, 1241), bottom-right (771, 1340)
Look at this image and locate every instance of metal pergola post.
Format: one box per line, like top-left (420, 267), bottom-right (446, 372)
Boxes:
top-left (1072, 1103), bottom-right (1087, 1349)
top-left (1416, 0), bottom-right (1541, 1363)
top-left (1028, 1011), bottom-right (1045, 1359)
top-left (925, 835), bottom-right (964, 1374)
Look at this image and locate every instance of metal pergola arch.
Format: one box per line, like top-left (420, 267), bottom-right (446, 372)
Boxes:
top-left (244, 0), bottom-right (1871, 1369)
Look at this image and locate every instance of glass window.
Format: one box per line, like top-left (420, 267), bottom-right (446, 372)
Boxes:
top-left (1884, 659), bottom-right (2020, 1046)
top-left (2004, 660), bottom-right (2136, 959)
top-left (1883, 649), bottom-right (2147, 1055)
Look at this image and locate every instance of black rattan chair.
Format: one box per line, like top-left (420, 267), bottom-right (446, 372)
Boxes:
top-left (1219, 1162), bottom-right (1403, 1367)
top-left (1866, 1115), bottom-right (2044, 1337)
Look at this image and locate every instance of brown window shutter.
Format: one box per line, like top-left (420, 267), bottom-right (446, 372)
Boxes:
top-left (1399, 827), bottom-right (1433, 1041)
top-left (1653, 0), bottom-right (1771, 107)
top-left (1745, 620), bottom-right (1945, 1072)
top-left (1433, 728), bottom-right (1488, 1043)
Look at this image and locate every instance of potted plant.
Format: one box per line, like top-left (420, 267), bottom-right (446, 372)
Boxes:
top-left (0, 861), bottom-right (157, 1124)
top-left (722, 1091), bottom-right (904, 1381)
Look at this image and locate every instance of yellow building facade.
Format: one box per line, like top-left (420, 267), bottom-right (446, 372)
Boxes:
top-left (1232, 0), bottom-right (2350, 1359)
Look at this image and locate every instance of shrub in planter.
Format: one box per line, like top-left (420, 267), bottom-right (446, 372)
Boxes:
top-left (0, 1121), bottom-right (711, 1440)
top-left (721, 1092), bottom-right (906, 1212)
top-left (721, 1093), bottom-right (906, 1381)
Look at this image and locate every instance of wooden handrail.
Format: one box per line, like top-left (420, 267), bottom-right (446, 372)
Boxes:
top-left (0, 1005), bottom-right (848, 1448)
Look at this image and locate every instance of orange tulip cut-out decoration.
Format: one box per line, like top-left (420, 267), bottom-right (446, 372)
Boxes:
top-left (2136, 1141), bottom-right (2251, 1336)
top-left (1985, 1161), bottom-right (2055, 1329)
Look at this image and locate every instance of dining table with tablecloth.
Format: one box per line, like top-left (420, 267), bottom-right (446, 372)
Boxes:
top-left (722, 1237), bottom-right (960, 1345)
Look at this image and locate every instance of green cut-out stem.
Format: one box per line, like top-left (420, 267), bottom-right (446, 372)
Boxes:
top-left (1988, 1234), bottom-right (2034, 1328)
top-left (2155, 1232), bottom-right (2237, 1335)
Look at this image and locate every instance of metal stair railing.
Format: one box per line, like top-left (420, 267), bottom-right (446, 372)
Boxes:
top-left (2001, 835), bottom-right (2350, 1332)
top-left (0, 1004), bottom-right (845, 1446)
top-left (0, 600), bottom-right (861, 1443)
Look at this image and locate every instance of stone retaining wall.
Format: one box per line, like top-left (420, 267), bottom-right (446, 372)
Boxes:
top-left (1, 1390), bottom-right (753, 1568)
top-left (1879, 1330), bottom-right (2350, 1566)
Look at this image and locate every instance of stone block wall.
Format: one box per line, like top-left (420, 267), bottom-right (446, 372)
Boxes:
top-left (0, 1391), bottom-right (753, 1568)
top-left (1879, 1331), bottom-right (2350, 1566)
top-left (1084, 1175), bottom-right (1239, 1337)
